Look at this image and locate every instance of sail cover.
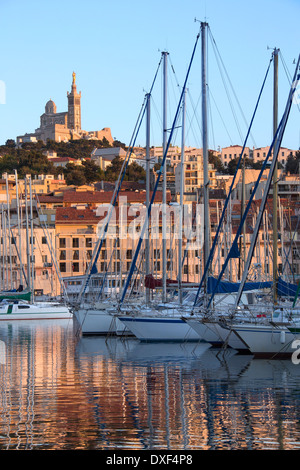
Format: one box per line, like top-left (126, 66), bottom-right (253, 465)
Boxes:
top-left (207, 276), bottom-right (272, 294)
top-left (277, 277), bottom-right (298, 297)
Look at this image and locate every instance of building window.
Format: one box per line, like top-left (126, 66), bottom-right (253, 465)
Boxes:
top-left (86, 238), bottom-right (92, 247)
top-left (72, 262), bottom-right (80, 272)
top-left (60, 250), bottom-right (66, 260)
top-left (59, 238), bottom-right (66, 248)
top-left (60, 262), bottom-right (66, 273)
top-left (42, 236), bottom-right (47, 244)
top-left (114, 262), bottom-right (120, 272)
top-left (72, 238), bottom-right (79, 248)
top-left (73, 250), bottom-right (80, 260)
top-left (100, 262), bottom-right (107, 271)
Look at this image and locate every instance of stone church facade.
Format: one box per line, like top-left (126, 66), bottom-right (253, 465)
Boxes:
top-left (17, 73), bottom-right (113, 145)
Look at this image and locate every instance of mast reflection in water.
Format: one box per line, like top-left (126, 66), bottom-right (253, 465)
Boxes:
top-left (0, 319), bottom-right (300, 450)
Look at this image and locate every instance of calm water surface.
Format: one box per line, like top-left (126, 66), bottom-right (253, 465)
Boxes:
top-left (0, 318), bottom-right (300, 450)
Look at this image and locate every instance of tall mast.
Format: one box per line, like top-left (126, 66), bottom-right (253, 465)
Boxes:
top-left (5, 175), bottom-right (13, 289)
top-left (201, 22), bottom-right (210, 293)
top-left (1, 205), bottom-right (3, 290)
top-left (145, 93), bottom-right (151, 305)
top-left (14, 170), bottom-right (24, 288)
top-left (25, 177), bottom-right (31, 291)
top-left (272, 48), bottom-right (279, 304)
top-left (238, 153), bottom-right (246, 280)
top-left (29, 176), bottom-right (34, 303)
top-left (178, 89), bottom-right (186, 304)
top-left (162, 51), bottom-right (168, 303)
top-left (233, 53), bottom-right (300, 309)
top-left (3, 206), bottom-right (8, 290)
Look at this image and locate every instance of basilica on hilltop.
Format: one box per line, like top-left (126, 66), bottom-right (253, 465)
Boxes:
top-left (17, 72), bottom-right (113, 145)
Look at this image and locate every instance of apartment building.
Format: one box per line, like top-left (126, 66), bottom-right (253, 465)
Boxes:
top-left (220, 145), bottom-right (251, 168)
top-left (0, 222), bottom-right (58, 297)
top-left (220, 145), bottom-right (297, 168)
top-left (252, 146), bottom-right (296, 166)
top-left (174, 149), bottom-right (217, 201)
top-left (2, 173), bottom-right (66, 198)
top-left (1, 167), bottom-right (299, 300)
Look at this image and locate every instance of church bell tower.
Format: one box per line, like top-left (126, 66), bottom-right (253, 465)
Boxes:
top-left (67, 72), bottom-right (81, 131)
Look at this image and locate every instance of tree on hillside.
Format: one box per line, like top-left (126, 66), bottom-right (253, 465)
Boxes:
top-left (126, 161), bottom-right (146, 181)
top-left (104, 156), bottom-right (146, 182)
top-left (208, 151), bottom-right (226, 173)
top-left (45, 138), bottom-right (113, 159)
top-left (5, 139), bottom-right (16, 148)
top-left (65, 166), bottom-right (86, 186)
top-left (286, 151), bottom-right (300, 174)
top-left (104, 156), bottom-right (124, 182)
top-left (82, 160), bottom-right (105, 183)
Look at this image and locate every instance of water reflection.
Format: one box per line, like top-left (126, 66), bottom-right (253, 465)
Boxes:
top-left (0, 319), bottom-right (300, 449)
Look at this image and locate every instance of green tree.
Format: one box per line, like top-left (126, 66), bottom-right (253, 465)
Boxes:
top-left (5, 139), bottom-right (16, 148)
top-left (208, 151), bottom-right (226, 173)
top-left (126, 161), bottom-right (146, 182)
top-left (286, 151), bottom-right (300, 174)
top-left (104, 156), bottom-right (124, 181)
top-left (65, 167), bottom-right (86, 186)
top-left (82, 159), bottom-right (104, 184)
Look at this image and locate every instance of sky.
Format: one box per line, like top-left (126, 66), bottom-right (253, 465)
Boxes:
top-left (0, 0), bottom-right (299, 151)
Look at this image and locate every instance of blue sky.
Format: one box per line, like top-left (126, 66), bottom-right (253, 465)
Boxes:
top-left (0, 0), bottom-right (299, 151)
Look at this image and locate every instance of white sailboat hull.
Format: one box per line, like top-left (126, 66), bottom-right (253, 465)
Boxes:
top-left (231, 322), bottom-right (300, 358)
top-left (0, 302), bottom-right (72, 320)
top-left (184, 318), bottom-right (223, 346)
top-left (208, 321), bottom-right (250, 351)
top-left (75, 308), bottom-right (127, 335)
top-left (185, 318), bottom-right (249, 350)
top-left (118, 315), bottom-right (200, 342)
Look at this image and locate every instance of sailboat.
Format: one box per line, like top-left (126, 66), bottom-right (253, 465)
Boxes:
top-left (188, 50), bottom-right (300, 357)
top-left (0, 298), bottom-right (72, 321)
top-left (73, 61), bottom-right (166, 336)
top-left (225, 51), bottom-right (300, 358)
top-left (0, 173), bottom-right (72, 321)
top-left (118, 27), bottom-right (208, 342)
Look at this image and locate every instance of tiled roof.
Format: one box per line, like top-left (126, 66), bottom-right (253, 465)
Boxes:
top-left (52, 157), bottom-right (77, 161)
top-left (35, 194), bottom-right (64, 203)
top-left (62, 189), bottom-right (170, 204)
top-left (94, 181), bottom-right (146, 191)
top-left (56, 206), bottom-right (145, 224)
top-left (56, 207), bottom-right (101, 224)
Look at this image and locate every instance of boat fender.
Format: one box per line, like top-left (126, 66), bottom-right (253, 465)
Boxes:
top-left (257, 314), bottom-right (266, 318)
top-left (280, 330), bottom-right (285, 344)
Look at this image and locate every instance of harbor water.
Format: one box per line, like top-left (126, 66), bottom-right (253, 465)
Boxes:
top-left (1, 318), bottom-right (300, 451)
